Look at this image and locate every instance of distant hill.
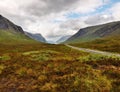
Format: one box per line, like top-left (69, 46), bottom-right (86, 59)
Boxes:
top-left (56, 35), bottom-right (71, 44)
top-left (25, 32), bottom-right (47, 43)
top-left (0, 15), bottom-right (40, 44)
top-left (65, 21), bottom-right (120, 43)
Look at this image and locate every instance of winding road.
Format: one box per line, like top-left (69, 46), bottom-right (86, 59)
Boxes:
top-left (65, 44), bottom-right (120, 57)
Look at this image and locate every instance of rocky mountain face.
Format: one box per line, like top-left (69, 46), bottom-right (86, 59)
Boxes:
top-left (25, 32), bottom-right (47, 43)
top-left (0, 15), bottom-right (24, 34)
top-left (65, 21), bottom-right (120, 43)
top-left (56, 35), bottom-right (71, 44)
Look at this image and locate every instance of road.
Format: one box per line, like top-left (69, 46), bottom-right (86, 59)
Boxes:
top-left (65, 44), bottom-right (120, 57)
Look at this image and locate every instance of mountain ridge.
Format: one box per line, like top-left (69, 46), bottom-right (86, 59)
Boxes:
top-left (0, 14), bottom-right (48, 44)
top-left (56, 35), bottom-right (71, 44)
top-left (0, 15), bottom-right (24, 34)
top-left (0, 14), bottom-right (38, 44)
top-left (65, 21), bottom-right (120, 43)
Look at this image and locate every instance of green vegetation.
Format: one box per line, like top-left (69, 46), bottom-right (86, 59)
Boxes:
top-left (0, 42), bottom-right (120, 92)
top-left (0, 29), bottom-right (38, 44)
top-left (71, 35), bottom-right (120, 53)
top-left (77, 54), bottom-right (120, 63)
top-left (0, 54), bottom-right (11, 61)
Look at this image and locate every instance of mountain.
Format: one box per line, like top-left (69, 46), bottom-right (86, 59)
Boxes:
top-left (65, 21), bottom-right (120, 43)
top-left (0, 15), bottom-right (24, 34)
top-left (25, 32), bottom-right (47, 43)
top-left (0, 14), bottom-right (37, 44)
top-left (56, 35), bottom-right (71, 44)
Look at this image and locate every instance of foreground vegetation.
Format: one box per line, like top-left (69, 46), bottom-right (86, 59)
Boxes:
top-left (0, 43), bottom-right (120, 92)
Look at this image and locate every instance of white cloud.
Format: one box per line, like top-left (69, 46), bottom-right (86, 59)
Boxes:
top-left (84, 14), bottom-right (113, 25)
top-left (110, 2), bottom-right (120, 21)
top-left (73, 0), bottom-right (104, 13)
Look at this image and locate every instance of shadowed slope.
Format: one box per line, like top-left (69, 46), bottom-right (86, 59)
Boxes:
top-left (65, 21), bottom-right (120, 43)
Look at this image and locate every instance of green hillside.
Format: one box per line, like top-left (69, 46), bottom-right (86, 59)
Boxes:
top-left (65, 21), bottom-right (120, 43)
top-left (0, 15), bottom-right (42, 44)
top-left (0, 30), bottom-right (37, 44)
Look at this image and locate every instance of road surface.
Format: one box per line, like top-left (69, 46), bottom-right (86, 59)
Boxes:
top-left (65, 44), bottom-right (120, 57)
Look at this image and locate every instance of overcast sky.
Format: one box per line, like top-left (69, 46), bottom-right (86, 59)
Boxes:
top-left (0, 0), bottom-right (120, 42)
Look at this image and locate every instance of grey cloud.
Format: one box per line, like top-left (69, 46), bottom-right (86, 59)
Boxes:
top-left (60, 19), bottom-right (87, 30)
top-left (24, 0), bottom-right (79, 17)
top-left (85, 14), bottom-right (114, 25)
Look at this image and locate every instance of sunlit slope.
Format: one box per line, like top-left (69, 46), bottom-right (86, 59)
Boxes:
top-left (0, 29), bottom-right (38, 44)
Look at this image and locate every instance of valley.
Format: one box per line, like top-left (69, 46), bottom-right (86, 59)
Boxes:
top-left (0, 15), bottom-right (120, 92)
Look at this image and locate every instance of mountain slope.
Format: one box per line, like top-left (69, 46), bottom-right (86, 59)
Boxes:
top-left (0, 15), bottom-right (24, 34)
top-left (65, 21), bottom-right (120, 43)
top-left (25, 32), bottom-right (47, 43)
top-left (56, 35), bottom-right (71, 44)
top-left (0, 15), bottom-right (37, 44)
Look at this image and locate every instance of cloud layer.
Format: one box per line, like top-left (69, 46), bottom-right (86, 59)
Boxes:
top-left (0, 0), bottom-right (120, 42)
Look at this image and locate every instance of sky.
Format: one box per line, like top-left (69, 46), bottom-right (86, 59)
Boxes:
top-left (0, 0), bottom-right (120, 42)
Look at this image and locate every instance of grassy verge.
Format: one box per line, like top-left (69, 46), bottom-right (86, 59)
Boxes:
top-left (71, 36), bottom-right (120, 53)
